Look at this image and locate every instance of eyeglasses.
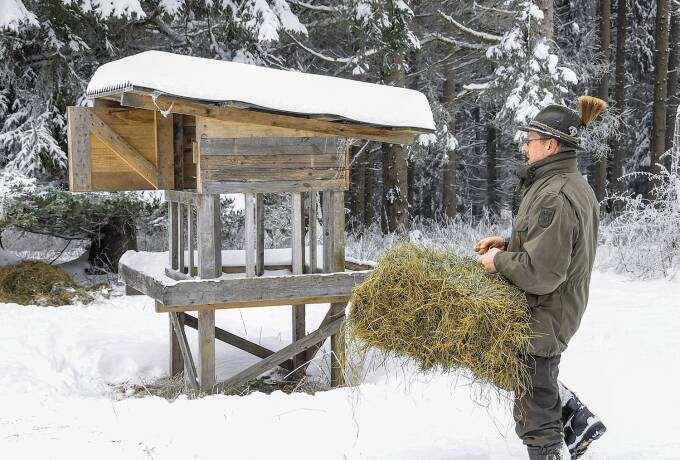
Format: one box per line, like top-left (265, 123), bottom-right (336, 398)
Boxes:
top-left (522, 137), bottom-right (550, 146)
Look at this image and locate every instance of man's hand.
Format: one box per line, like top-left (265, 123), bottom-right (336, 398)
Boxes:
top-left (478, 247), bottom-right (501, 273)
top-left (474, 236), bottom-right (505, 255)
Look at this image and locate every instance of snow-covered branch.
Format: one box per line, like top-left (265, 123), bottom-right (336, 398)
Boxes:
top-left (284, 31), bottom-right (353, 63)
top-left (288, 0), bottom-right (338, 13)
top-left (437, 10), bottom-right (502, 44)
top-left (420, 33), bottom-right (487, 50)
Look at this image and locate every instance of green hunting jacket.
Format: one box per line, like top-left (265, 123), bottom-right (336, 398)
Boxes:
top-left (493, 151), bottom-right (599, 357)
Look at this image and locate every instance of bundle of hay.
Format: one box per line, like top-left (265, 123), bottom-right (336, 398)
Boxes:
top-left (0, 261), bottom-right (93, 306)
top-left (348, 243), bottom-right (532, 395)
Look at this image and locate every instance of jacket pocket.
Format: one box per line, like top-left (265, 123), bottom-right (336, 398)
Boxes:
top-left (516, 225), bottom-right (528, 250)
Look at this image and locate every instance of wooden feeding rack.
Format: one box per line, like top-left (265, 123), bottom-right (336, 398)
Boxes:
top-left (67, 51), bottom-right (434, 392)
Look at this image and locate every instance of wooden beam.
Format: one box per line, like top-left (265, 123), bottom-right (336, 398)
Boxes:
top-left (308, 191), bottom-right (318, 274)
top-left (173, 114), bottom-right (184, 189)
top-left (168, 202), bottom-right (179, 270)
top-left (198, 310), bottom-right (215, 392)
top-left (169, 311), bottom-right (199, 391)
top-left (244, 193), bottom-right (257, 278)
top-left (169, 312), bottom-right (185, 377)
top-left (165, 190), bottom-right (199, 206)
top-left (255, 193), bottom-right (264, 276)
top-left (154, 295), bottom-right (351, 312)
top-left (117, 91), bottom-right (420, 144)
top-left (216, 317), bottom-right (344, 392)
top-left (291, 192), bottom-right (306, 378)
top-left (67, 107), bottom-right (92, 192)
top-left (155, 111), bottom-right (174, 189)
top-left (196, 194), bottom-right (222, 279)
top-left (201, 179), bottom-right (345, 194)
top-left (199, 136), bottom-right (339, 156)
top-left (183, 314), bottom-right (293, 371)
top-left (89, 111), bottom-right (158, 188)
top-left (177, 203), bottom-right (185, 273)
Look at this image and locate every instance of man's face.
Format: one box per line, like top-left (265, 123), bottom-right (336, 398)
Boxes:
top-left (522, 131), bottom-right (559, 164)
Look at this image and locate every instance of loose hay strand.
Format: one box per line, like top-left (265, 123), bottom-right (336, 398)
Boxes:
top-left (346, 243), bottom-right (533, 397)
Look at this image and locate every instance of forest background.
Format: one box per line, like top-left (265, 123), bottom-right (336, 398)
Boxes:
top-left (1, 0), bottom-right (678, 278)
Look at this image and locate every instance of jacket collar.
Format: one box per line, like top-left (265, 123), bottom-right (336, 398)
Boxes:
top-left (516, 150), bottom-right (578, 185)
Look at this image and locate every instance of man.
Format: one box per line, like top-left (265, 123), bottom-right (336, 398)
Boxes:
top-left (475, 98), bottom-right (608, 460)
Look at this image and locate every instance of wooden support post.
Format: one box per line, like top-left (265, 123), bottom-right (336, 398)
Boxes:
top-left (196, 194), bottom-right (222, 279)
top-left (308, 191), bottom-right (318, 274)
top-left (172, 114), bottom-right (184, 190)
top-left (169, 312), bottom-right (185, 376)
top-left (291, 192), bottom-right (306, 379)
top-left (177, 203), bottom-right (185, 273)
top-left (168, 201), bottom-right (179, 270)
top-left (169, 310), bottom-right (199, 391)
top-left (187, 204), bottom-right (194, 276)
top-left (323, 190), bottom-right (346, 387)
top-left (256, 193), bottom-right (265, 276)
top-left (244, 193), bottom-right (256, 277)
top-left (198, 309), bottom-right (216, 392)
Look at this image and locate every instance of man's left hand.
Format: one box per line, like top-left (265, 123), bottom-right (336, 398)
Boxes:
top-left (478, 247), bottom-right (501, 273)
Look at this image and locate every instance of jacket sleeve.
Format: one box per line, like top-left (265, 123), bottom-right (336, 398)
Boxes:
top-left (493, 192), bottom-right (576, 295)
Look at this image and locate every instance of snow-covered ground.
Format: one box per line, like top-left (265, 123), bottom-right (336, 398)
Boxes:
top-left (1, 271), bottom-right (678, 459)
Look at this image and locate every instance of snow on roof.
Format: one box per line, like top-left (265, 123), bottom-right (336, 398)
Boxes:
top-left (86, 51), bottom-right (435, 131)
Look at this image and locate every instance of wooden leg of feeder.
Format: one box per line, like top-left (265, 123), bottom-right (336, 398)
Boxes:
top-left (323, 190), bottom-right (346, 387)
top-left (291, 192), bottom-right (306, 379)
top-left (169, 312), bottom-right (185, 376)
top-left (169, 310), bottom-right (198, 391)
top-left (198, 310), bottom-right (215, 392)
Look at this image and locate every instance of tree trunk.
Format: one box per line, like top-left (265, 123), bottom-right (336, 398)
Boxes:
top-left (486, 120), bottom-right (498, 215)
top-left (594, 0), bottom-right (611, 211)
top-left (649, 0), bottom-right (670, 198)
top-left (88, 217), bottom-right (137, 273)
top-left (381, 56), bottom-right (409, 233)
top-left (664, 3), bottom-right (680, 169)
top-left (535, 0), bottom-right (555, 39)
top-left (611, 0), bottom-right (627, 206)
top-left (442, 60), bottom-right (457, 221)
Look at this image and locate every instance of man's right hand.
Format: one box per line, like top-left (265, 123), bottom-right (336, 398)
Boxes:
top-left (474, 236), bottom-right (505, 254)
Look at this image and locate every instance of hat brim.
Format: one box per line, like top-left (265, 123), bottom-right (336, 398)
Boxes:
top-left (517, 126), bottom-right (582, 150)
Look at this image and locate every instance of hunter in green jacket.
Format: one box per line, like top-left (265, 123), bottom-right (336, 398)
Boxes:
top-left (475, 97), bottom-right (608, 460)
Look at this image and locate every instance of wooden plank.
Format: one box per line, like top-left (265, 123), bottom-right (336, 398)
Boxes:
top-left (255, 194), bottom-right (264, 277)
top-left (183, 314), bottom-right (293, 371)
top-left (198, 310), bottom-right (215, 392)
top-left (199, 137), bottom-right (339, 156)
top-left (89, 111), bottom-right (158, 187)
top-left (169, 312), bottom-right (185, 376)
top-left (199, 154), bottom-right (342, 168)
top-left (118, 91), bottom-right (421, 144)
top-left (304, 301), bottom-right (346, 370)
top-left (67, 107), bottom-right (92, 192)
top-left (308, 191), bottom-right (318, 274)
top-left (155, 111), bottom-right (174, 189)
top-left (244, 193), bottom-right (256, 278)
top-left (196, 194), bottom-right (222, 279)
top-left (322, 191), bottom-right (333, 273)
top-left (216, 317), bottom-right (344, 392)
top-left (169, 310), bottom-right (199, 391)
top-left (201, 166), bottom-right (345, 183)
top-left (344, 141), bottom-right (350, 191)
top-left (164, 190), bottom-right (199, 206)
top-left (159, 271), bottom-right (368, 307)
top-left (173, 113), bottom-right (184, 189)
top-left (201, 179), bottom-right (345, 194)
top-left (177, 203), bottom-right (185, 273)
top-left (168, 201), bottom-right (179, 270)
top-left (155, 295), bottom-right (351, 312)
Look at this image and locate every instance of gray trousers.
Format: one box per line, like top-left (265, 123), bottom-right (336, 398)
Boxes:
top-left (513, 354), bottom-right (563, 448)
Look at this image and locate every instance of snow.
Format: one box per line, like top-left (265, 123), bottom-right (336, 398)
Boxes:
top-left (86, 51), bottom-right (435, 131)
top-left (1, 271), bottom-right (679, 458)
top-left (81, 0), bottom-right (146, 18)
top-left (0, 0), bottom-right (38, 30)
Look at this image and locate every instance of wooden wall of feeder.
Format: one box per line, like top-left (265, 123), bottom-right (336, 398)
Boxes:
top-left (66, 51), bottom-right (435, 393)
